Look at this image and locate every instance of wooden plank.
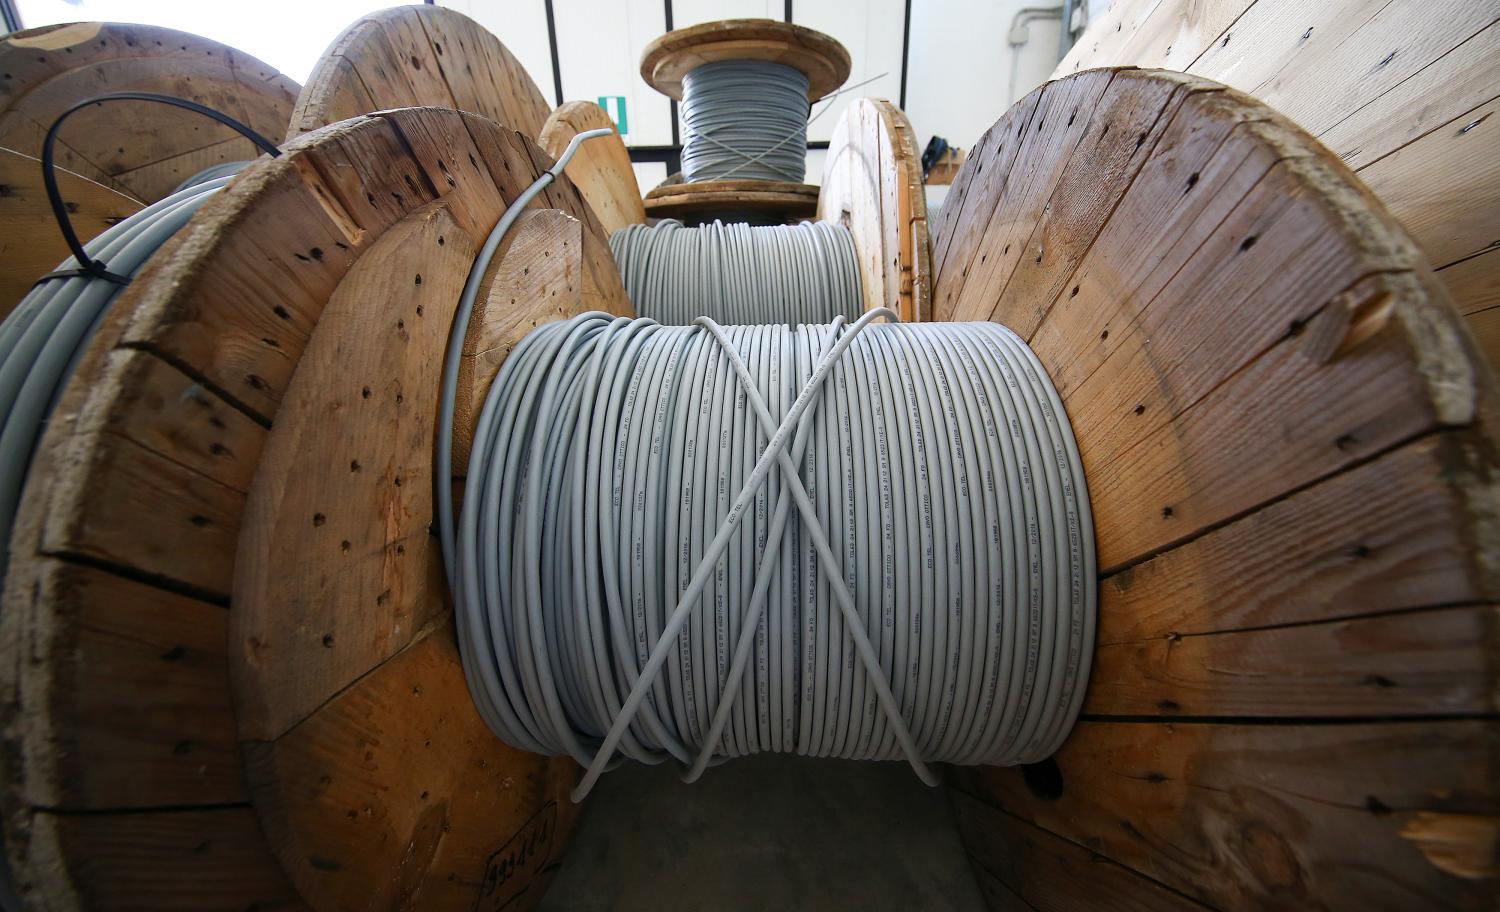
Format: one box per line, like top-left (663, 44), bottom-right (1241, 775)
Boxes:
top-left (243, 623), bottom-right (582, 912)
top-left (0, 148), bottom-right (141, 316)
top-left (38, 348), bottom-right (266, 597)
top-left (414, 4), bottom-right (551, 138)
top-left (106, 135), bottom-right (261, 201)
top-left (950, 720), bottom-right (1500, 910)
top-left (1024, 92), bottom-right (1288, 385)
top-left (951, 790), bottom-right (1209, 912)
top-left (1086, 604), bottom-right (1497, 717)
top-left (1358, 95), bottom-right (1500, 269)
top-left (929, 88), bottom-right (1039, 302)
top-left (1056, 152), bottom-right (1422, 464)
top-left (15, 807), bottom-right (306, 912)
top-left (231, 202), bottom-right (471, 742)
top-left (946, 70), bottom-right (1115, 322)
top-left (1083, 271), bottom-right (1472, 569)
top-left (1097, 432), bottom-right (1498, 644)
top-left (453, 208), bottom-right (583, 468)
top-left (982, 70), bottom-right (1219, 334)
top-left (1318, 17), bottom-right (1500, 170)
top-left (1443, 249), bottom-right (1500, 317)
top-left (1054, 0), bottom-right (1253, 77)
top-left (1187, 0), bottom-right (1498, 138)
top-left (539, 101), bottom-right (647, 236)
top-left (119, 149), bottom-right (373, 421)
top-left (4, 559), bottom-right (244, 810)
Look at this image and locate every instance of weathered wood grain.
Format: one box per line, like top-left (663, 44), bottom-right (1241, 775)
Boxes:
top-left (935, 65), bottom-right (1498, 910)
top-left (538, 101), bottom-right (645, 236)
top-left (951, 721), bottom-right (1499, 910)
top-left (818, 97), bottom-right (932, 321)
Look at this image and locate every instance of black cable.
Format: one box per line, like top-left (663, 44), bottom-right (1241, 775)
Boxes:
top-left (41, 92), bottom-right (281, 283)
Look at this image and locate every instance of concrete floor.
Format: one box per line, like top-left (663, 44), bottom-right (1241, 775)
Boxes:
top-left (538, 754), bottom-right (985, 911)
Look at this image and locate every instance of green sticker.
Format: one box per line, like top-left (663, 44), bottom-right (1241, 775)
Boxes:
top-left (597, 95), bottom-right (628, 136)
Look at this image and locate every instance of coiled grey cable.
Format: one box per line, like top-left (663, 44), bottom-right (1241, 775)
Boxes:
top-left (680, 60), bottom-right (811, 183)
top-left (610, 219), bottom-right (864, 325)
top-left (0, 171), bottom-right (240, 583)
top-left (450, 310), bottom-right (1096, 802)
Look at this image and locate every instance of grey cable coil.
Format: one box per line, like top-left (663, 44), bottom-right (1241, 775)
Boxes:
top-left (172, 159), bottom-right (251, 193)
top-left (610, 219), bottom-right (864, 325)
top-left (0, 172), bottom-right (237, 581)
top-left (451, 309), bottom-right (1096, 802)
top-left (680, 59), bottom-right (810, 183)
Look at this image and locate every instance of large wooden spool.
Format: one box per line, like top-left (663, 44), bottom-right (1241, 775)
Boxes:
top-left (935, 67), bottom-right (1498, 909)
top-left (1051, 0), bottom-right (1500, 385)
top-left (0, 105), bottom-right (627, 911)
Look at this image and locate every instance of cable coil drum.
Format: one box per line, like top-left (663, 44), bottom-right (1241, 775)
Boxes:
top-left (610, 219), bottom-right (865, 325)
top-left (452, 310), bottom-right (1096, 800)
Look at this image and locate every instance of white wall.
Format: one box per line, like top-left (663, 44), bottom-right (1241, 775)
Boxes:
top-left (439, 0), bottom-right (1088, 165)
top-left (904, 0), bottom-right (1064, 154)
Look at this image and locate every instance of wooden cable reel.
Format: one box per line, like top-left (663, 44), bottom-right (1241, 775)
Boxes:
top-left (934, 68), bottom-right (1498, 908)
top-left (0, 22), bottom-right (299, 314)
top-left (539, 101), bottom-right (646, 236)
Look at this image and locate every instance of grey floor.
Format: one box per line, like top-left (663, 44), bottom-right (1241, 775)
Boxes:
top-left (539, 754), bottom-right (985, 911)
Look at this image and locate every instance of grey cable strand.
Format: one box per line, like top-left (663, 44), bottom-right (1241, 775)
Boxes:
top-left (451, 311), bottom-right (1096, 802)
top-left (680, 60), bottom-right (810, 183)
top-left (610, 219), bottom-right (864, 325)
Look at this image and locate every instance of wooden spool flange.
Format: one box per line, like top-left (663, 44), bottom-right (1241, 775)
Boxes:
top-left (636, 19), bottom-right (850, 225)
top-left (933, 67), bottom-right (1500, 908)
top-left (1051, 0), bottom-right (1500, 380)
top-left (289, 5), bottom-right (552, 141)
top-left (639, 19), bottom-right (850, 104)
top-left (0, 21), bottom-right (298, 314)
top-left (819, 97), bottom-right (931, 321)
top-left (0, 106), bottom-right (629, 911)
top-left (642, 178), bottom-right (820, 223)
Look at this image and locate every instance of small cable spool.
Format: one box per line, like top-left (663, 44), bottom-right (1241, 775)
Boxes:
top-left (609, 219), bottom-right (864, 325)
top-left (446, 306), bottom-right (1097, 802)
top-left (639, 20), bottom-right (851, 223)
